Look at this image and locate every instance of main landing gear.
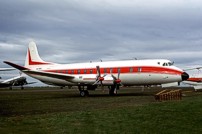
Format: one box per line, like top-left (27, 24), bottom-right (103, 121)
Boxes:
top-left (78, 85), bottom-right (119, 97)
top-left (78, 85), bottom-right (89, 97)
top-left (108, 85), bottom-right (118, 96)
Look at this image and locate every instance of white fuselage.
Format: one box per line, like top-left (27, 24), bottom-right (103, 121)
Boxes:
top-left (25, 59), bottom-right (184, 86)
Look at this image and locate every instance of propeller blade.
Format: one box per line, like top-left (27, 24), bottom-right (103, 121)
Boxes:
top-left (93, 66), bottom-right (106, 86)
top-left (93, 79), bottom-right (100, 85)
top-left (103, 74), bottom-right (107, 77)
top-left (111, 68), bottom-right (123, 88)
top-left (96, 66), bottom-right (101, 77)
top-left (117, 69), bottom-right (120, 79)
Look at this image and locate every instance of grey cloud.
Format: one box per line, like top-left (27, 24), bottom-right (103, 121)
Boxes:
top-left (1, 0), bottom-right (202, 69)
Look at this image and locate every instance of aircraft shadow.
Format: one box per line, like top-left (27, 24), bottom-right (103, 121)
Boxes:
top-left (71, 92), bottom-right (155, 98)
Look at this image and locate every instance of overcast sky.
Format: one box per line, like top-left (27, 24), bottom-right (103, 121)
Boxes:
top-left (1, 0), bottom-right (202, 83)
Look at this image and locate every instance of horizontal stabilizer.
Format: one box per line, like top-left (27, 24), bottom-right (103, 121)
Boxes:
top-left (4, 61), bottom-right (28, 71)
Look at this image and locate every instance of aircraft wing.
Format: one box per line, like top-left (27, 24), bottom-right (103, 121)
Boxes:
top-left (24, 70), bottom-right (75, 80)
top-left (183, 67), bottom-right (202, 71)
top-left (183, 81), bottom-right (202, 90)
top-left (27, 82), bottom-right (37, 84)
top-left (183, 81), bottom-right (202, 86)
top-left (2, 76), bottom-right (25, 84)
top-left (0, 68), bottom-right (15, 71)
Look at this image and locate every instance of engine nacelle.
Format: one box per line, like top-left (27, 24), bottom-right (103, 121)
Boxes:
top-left (102, 76), bottom-right (114, 85)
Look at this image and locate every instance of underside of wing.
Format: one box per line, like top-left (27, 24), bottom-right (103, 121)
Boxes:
top-left (24, 70), bottom-right (75, 80)
top-left (4, 61), bottom-right (28, 71)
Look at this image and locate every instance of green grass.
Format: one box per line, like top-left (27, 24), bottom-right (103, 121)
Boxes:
top-left (0, 87), bottom-right (202, 134)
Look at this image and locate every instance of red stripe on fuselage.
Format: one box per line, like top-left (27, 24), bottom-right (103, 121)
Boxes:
top-left (44, 66), bottom-right (183, 75)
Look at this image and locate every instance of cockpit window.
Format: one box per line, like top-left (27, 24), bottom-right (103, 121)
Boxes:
top-left (168, 62), bottom-right (173, 66)
top-left (163, 62), bottom-right (174, 66)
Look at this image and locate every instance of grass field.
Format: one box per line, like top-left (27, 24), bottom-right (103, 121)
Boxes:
top-left (0, 87), bottom-right (202, 134)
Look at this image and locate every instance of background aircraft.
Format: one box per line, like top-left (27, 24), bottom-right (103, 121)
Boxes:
top-left (183, 67), bottom-right (202, 91)
top-left (0, 76), bottom-right (27, 89)
top-left (0, 68), bottom-right (36, 89)
top-left (4, 42), bottom-right (189, 96)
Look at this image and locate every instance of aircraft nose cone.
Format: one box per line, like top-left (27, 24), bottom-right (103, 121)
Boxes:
top-left (181, 72), bottom-right (189, 81)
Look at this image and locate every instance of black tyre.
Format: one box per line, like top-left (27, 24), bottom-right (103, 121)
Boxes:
top-left (80, 90), bottom-right (86, 97)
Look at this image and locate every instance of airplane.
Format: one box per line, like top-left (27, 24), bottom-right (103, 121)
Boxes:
top-left (183, 67), bottom-right (202, 90)
top-left (0, 68), bottom-right (36, 89)
top-left (4, 41), bottom-right (189, 96)
top-left (183, 77), bottom-right (202, 90)
top-left (0, 75), bottom-right (27, 89)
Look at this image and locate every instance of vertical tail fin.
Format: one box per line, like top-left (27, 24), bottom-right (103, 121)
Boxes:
top-left (25, 42), bottom-right (51, 67)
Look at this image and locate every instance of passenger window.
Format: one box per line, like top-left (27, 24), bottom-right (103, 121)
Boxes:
top-left (110, 68), bottom-right (113, 73)
top-left (78, 70), bottom-right (80, 74)
top-left (84, 69), bottom-right (87, 74)
top-left (138, 67), bottom-right (142, 72)
top-left (118, 68), bottom-right (121, 73)
top-left (90, 69), bottom-right (93, 74)
top-left (66, 70), bottom-right (68, 74)
top-left (130, 67), bottom-right (133, 73)
top-left (71, 70), bottom-right (74, 74)
top-left (104, 68), bottom-right (107, 74)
